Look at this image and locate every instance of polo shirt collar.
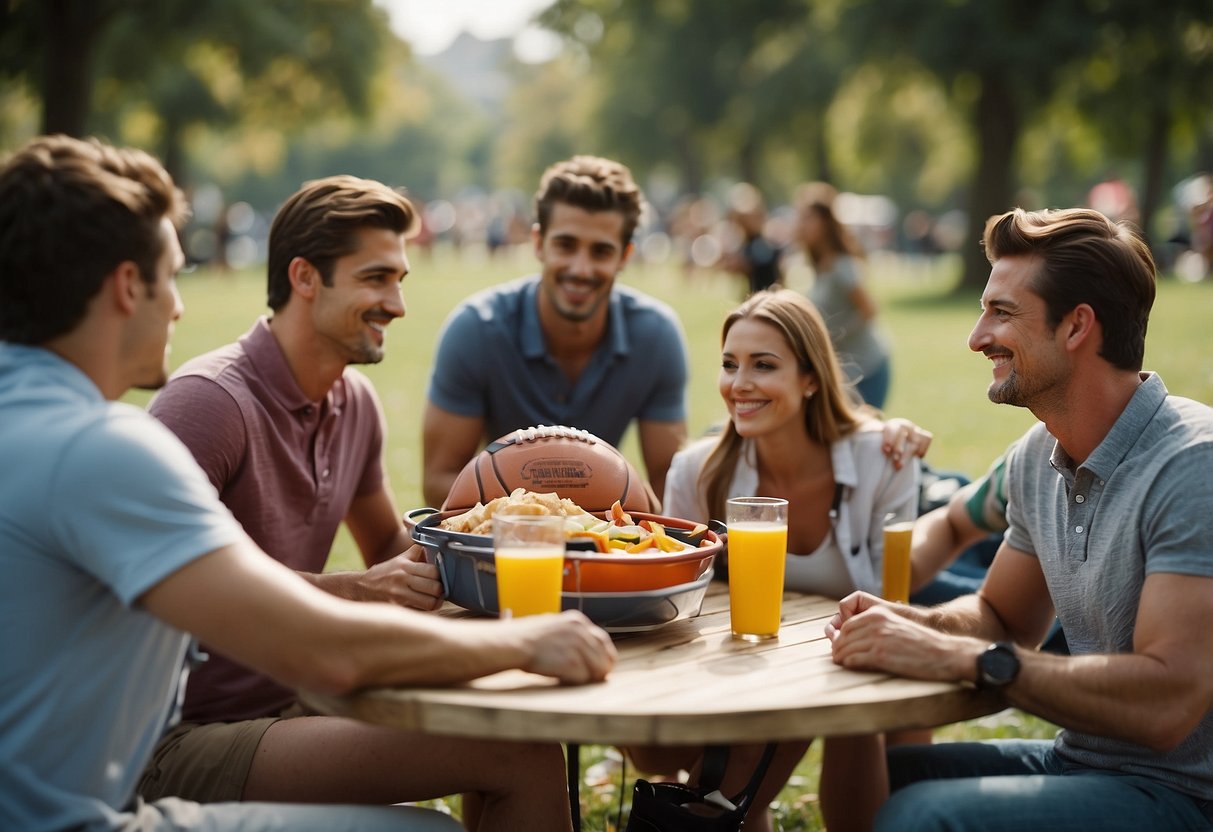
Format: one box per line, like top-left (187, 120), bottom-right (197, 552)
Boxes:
top-left (518, 275), bottom-right (630, 360)
top-left (1050, 372), bottom-right (1166, 481)
top-left (239, 317), bottom-right (344, 413)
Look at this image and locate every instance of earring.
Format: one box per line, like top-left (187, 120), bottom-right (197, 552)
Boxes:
top-left (805, 390), bottom-right (815, 399)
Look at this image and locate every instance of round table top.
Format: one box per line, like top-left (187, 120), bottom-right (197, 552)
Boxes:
top-left (302, 584), bottom-right (1004, 745)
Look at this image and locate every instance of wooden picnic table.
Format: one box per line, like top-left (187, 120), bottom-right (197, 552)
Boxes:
top-left (301, 582), bottom-right (1004, 746)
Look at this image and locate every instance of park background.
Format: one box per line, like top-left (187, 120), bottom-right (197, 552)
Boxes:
top-left (3, 1), bottom-right (1212, 829)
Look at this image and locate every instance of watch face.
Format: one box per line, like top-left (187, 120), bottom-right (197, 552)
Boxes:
top-left (980, 644), bottom-right (1019, 687)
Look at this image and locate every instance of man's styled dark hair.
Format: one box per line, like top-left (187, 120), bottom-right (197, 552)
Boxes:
top-left (982, 207), bottom-right (1156, 371)
top-left (266, 175), bottom-right (418, 312)
top-left (0, 134), bottom-right (187, 344)
top-left (534, 155), bottom-right (645, 247)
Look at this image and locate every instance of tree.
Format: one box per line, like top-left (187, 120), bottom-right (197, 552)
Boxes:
top-left (540, 0), bottom-right (809, 194)
top-left (839, 0), bottom-right (1100, 291)
top-left (1069, 4), bottom-right (1213, 243)
top-left (0, 0), bottom-right (387, 184)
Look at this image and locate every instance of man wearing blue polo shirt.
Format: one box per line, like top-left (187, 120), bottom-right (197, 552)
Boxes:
top-left (422, 155), bottom-right (689, 508)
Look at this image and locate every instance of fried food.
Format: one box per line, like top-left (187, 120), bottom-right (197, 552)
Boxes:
top-left (440, 488), bottom-right (598, 535)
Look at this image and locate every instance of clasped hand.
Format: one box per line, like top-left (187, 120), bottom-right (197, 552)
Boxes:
top-left (827, 591), bottom-right (973, 683)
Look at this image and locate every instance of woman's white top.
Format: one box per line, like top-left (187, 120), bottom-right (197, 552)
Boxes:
top-left (663, 426), bottom-right (919, 598)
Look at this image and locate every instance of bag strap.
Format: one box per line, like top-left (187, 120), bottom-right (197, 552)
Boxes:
top-left (732, 742), bottom-right (778, 811)
top-left (693, 742), bottom-right (779, 816)
top-left (698, 745), bottom-right (731, 794)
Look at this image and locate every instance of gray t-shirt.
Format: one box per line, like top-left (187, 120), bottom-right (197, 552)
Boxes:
top-left (806, 255), bottom-right (888, 380)
top-left (0, 344), bottom-right (243, 831)
top-left (1005, 372), bottom-right (1213, 799)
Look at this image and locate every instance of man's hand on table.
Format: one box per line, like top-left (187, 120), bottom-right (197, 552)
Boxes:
top-left (514, 610), bottom-right (618, 684)
top-left (826, 591), bottom-right (981, 684)
top-left (355, 544), bottom-right (445, 611)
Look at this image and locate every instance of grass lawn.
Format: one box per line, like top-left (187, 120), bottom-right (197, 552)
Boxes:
top-left (126, 246), bottom-right (1212, 829)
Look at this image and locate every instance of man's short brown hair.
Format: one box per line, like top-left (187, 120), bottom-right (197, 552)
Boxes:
top-left (982, 207), bottom-right (1156, 371)
top-left (0, 134), bottom-right (187, 344)
top-left (534, 155), bottom-right (644, 247)
top-left (266, 175), bottom-right (418, 312)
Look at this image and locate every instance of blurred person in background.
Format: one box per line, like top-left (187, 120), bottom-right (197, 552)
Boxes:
top-left (796, 181), bottom-right (893, 409)
top-left (422, 155), bottom-right (689, 507)
top-left (718, 182), bottom-right (784, 297)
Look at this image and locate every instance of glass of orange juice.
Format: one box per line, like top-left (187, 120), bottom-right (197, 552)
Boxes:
top-left (881, 519), bottom-right (915, 603)
top-left (726, 497), bottom-right (789, 642)
top-left (493, 514), bottom-right (566, 617)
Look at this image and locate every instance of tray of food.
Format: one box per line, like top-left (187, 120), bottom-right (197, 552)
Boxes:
top-left (404, 489), bottom-right (724, 630)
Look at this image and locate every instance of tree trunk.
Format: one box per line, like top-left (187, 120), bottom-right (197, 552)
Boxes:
top-left (738, 136), bottom-right (759, 187)
top-left (40, 0), bottom-right (103, 136)
top-left (1138, 102), bottom-right (1170, 249)
top-left (955, 71), bottom-right (1019, 294)
top-left (160, 118), bottom-right (187, 190)
top-left (677, 131), bottom-right (704, 197)
top-left (811, 117), bottom-right (831, 184)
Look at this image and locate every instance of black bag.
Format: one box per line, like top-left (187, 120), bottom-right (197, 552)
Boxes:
top-left (624, 743), bottom-right (777, 831)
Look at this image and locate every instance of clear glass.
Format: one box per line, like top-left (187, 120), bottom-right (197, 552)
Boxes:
top-left (726, 497), bottom-right (789, 641)
top-left (493, 514), bottom-right (566, 618)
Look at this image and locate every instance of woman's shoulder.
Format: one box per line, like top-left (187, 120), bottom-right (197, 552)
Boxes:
top-left (672, 434), bottom-right (720, 468)
top-left (841, 420), bottom-right (893, 462)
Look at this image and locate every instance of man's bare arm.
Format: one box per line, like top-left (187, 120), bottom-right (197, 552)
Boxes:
top-left (140, 538), bottom-right (616, 692)
top-left (296, 483), bottom-right (444, 611)
top-left (909, 497), bottom-right (990, 592)
top-left (637, 418), bottom-right (686, 509)
top-left (422, 402), bottom-right (485, 508)
top-left (1003, 572), bottom-right (1213, 751)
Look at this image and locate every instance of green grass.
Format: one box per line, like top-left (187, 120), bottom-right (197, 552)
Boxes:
top-left (125, 246), bottom-right (1212, 829)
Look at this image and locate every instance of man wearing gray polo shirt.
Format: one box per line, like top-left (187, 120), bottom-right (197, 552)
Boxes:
top-left (422, 155), bottom-right (689, 508)
top-left (827, 207), bottom-right (1213, 830)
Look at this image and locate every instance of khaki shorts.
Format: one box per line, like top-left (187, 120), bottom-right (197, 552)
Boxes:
top-left (137, 709), bottom-right (291, 802)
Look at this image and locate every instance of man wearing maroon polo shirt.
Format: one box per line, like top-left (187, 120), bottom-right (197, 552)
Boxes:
top-left (139, 175), bottom-right (580, 829)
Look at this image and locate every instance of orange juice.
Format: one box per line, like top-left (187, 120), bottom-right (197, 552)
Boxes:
top-left (727, 521), bottom-right (787, 640)
top-left (882, 521), bottom-right (914, 603)
top-left (495, 546), bottom-right (565, 617)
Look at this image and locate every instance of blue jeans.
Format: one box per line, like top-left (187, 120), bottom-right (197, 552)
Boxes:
top-left (876, 740), bottom-right (1213, 831)
top-left (855, 356), bottom-right (891, 411)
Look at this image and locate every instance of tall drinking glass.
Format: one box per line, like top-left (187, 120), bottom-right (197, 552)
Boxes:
top-left (726, 497), bottom-right (789, 642)
top-left (493, 514), bottom-right (566, 618)
top-left (881, 519), bottom-right (914, 603)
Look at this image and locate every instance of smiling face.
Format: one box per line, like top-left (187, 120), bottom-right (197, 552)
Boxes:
top-left (534, 202), bottom-right (632, 324)
top-left (311, 226), bottom-right (409, 365)
top-left (968, 254), bottom-right (1069, 409)
top-left (719, 317), bottom-right (817, 439)
top-left (130, 217), bottom-right (185, 390)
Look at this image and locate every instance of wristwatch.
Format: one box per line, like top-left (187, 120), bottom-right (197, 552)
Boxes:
top-left (976, 641), bottom-right (1020, 691)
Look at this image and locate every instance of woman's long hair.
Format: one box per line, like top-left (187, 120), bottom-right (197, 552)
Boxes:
top-left (797, 196), bottom-right (866, 266)
top-left (699, 288), bottom-right (865, 520)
